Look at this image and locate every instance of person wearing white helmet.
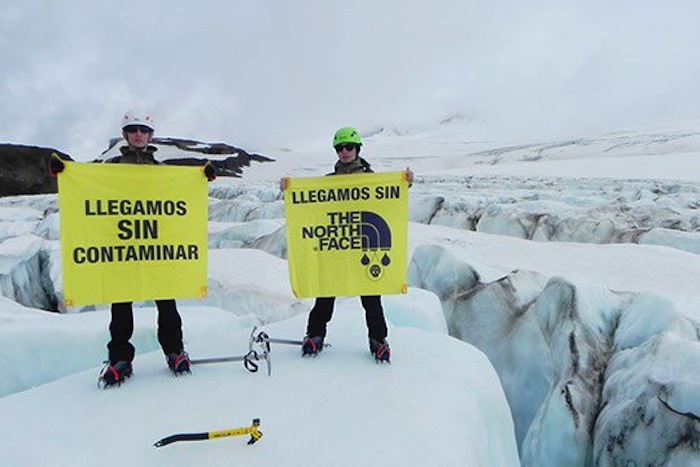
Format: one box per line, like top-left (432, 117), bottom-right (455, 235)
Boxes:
top-left (97, 108), bottom-right (219, 387)
top-left (103, 109), bottom-right (157, 164)
top-left (49, 108), bottom-right (217, 386)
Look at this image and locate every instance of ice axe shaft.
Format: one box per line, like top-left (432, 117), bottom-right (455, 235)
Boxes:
top-left (249, 326), bottom-right (331, 352)
top-left (263, 337), bottom-right (304, 346)
top-left (190, 349), bottom-right (271, 375)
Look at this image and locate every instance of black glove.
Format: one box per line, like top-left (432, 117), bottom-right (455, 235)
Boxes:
top-left (203, 162), bottom-right (217, 181)
top-left (48, 153), bottom-right (66, 177)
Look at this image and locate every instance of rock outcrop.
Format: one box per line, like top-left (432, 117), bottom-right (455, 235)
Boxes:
top-left (0, 144), bottom-right (71, 197)
top-left (0, 139), bottom-right (274, 197)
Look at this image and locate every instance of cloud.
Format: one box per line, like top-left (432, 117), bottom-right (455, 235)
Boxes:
top-left (3, 1), bottom-right (700, 158)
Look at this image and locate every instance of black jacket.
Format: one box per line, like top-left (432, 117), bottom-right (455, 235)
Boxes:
top-left (328, 156), bottom-right (373, 175)
top-left (105, 145), bottom-right (160, 165)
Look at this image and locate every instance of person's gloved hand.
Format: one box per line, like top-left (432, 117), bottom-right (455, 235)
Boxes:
top-left (279, 177), bottom-right (290, 191)
top-left (48, 152), bottom-right (66, 177)
top-left (203, 162), bottom-right (217, 181)
top-left (404, 166), bottom-right (414, 187)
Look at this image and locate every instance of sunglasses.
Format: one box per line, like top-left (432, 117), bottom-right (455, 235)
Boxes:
top-left (124, 125), bottom-right (153, 134)
top-left (335, 143), bottom-right (356, 152)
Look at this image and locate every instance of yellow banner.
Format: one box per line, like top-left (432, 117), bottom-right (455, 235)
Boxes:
top-left (57, 161), bottom-right (208, 306)
top-left (284, 172), bottom-right (409, 298)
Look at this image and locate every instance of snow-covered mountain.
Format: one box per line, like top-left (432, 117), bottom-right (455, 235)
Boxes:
top-left (1, 125), bottom-right (699, 466)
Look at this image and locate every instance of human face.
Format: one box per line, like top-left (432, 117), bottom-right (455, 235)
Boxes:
top-left (123, 125), bottom-right (153, 149)
top-left (335, 143), bottom-right (357, 163)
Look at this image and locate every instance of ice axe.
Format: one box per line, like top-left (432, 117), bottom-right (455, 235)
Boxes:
top-left (190, 328), bottom-right (272, 375)
top-left (154, 418), bottom-right (263, 447)
top-left (248, 326), bottom-right (331, 353)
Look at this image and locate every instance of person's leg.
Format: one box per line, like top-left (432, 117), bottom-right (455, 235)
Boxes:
top-left (155, 299), bottom-right (184, 355)
top-left (361, 295), bottom-right (388, 341)
top-left (107, 302), bottom-right (135, 363)
top-left (306, 297), bottom-right (336, 338)
top-left (362, 295), bottom-right (390, 361)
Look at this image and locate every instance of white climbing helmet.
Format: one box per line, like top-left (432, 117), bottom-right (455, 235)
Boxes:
top-left (121, 108), bottom-right (155, 131)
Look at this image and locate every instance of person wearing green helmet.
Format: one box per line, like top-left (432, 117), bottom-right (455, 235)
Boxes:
top-left (282, 126), bottom-right (413, 363)
top-left (328, 127), bottom-right (370, 173)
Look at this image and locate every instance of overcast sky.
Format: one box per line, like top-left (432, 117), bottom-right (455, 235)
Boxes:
top-left (2, 1), bottom-right (700, 158)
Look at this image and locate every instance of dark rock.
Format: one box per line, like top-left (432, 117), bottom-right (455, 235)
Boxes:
top-left (102, 137), bottom-right (275, 178)
top-left (0, 144), bottom-right (72, 197)
top-left (0, 138), bottom-right (275, 197)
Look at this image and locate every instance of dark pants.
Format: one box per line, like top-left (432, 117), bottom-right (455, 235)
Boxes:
top-left (107, 299), bottom-right (184, 363)
top-left (306, 295), bottom-right (387, 341)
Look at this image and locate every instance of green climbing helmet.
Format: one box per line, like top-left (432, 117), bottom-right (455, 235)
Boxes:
top-left (333, 127), bottom-right (363, 147)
